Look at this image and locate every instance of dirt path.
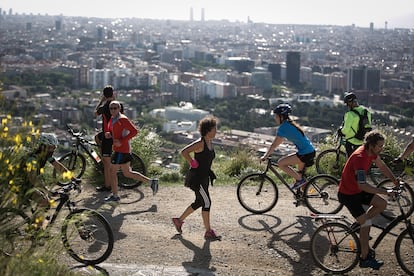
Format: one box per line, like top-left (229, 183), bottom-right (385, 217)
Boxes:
top-left (70, 184), bottom-right (408, 275)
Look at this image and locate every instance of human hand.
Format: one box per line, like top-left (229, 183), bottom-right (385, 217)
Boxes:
top-left (190, 159), bottom-right (199, 168)
top-left (104, 132), bottom-right (112, 139)
top-left (113, 139), bottom-right (121, 147)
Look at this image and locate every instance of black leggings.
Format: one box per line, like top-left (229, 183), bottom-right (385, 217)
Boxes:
top-left (191, 177), bottom-right (211, 211)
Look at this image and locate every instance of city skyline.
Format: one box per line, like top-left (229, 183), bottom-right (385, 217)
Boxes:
top-left (1, 0), bottom-right (414, 29)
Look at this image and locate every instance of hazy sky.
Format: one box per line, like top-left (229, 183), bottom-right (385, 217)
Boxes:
top-left (2, 0), bottom-right (414, 28)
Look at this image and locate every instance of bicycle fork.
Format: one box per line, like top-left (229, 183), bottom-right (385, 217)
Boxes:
top-left (67, 149), bottom-right (78, 171)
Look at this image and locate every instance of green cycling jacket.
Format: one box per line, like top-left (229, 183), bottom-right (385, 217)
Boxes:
top-left (340, 105), bottom-right (372, 145)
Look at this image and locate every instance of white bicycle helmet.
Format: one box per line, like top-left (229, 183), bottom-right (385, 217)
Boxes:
top-left (39, 133), bottom-right (59, 147)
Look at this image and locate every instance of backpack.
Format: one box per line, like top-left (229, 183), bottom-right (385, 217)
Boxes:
top-left (350, 108), bottom-right (372, 140)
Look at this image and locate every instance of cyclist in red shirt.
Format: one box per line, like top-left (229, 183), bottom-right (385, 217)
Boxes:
top-left (338, 131), bottom-right (398, 269)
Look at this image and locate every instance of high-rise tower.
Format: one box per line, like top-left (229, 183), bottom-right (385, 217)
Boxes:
top-left (286, 51), bottom-right (300, 86)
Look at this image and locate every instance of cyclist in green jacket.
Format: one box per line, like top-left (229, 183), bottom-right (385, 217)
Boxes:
top-left (339, 92), bottom-right (372, 157)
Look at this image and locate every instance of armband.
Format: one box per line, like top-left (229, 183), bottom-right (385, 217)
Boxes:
top-left (356, 170), bottom-right (366, 184)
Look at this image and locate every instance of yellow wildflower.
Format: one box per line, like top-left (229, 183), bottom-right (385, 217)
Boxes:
top-left (62, 170), bottom-right (74, 180)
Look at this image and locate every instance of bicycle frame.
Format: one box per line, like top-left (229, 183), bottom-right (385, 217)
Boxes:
top-left (45, 180), bottom-right (82, 227)
top-left (311, 184), bottom-right (414, 273)
top-left (370, 194), bottom-right (413, 250)
top-left (67, 126), bottom-right (102, 168)
top-left (262, 158), bottom-right (304, 197)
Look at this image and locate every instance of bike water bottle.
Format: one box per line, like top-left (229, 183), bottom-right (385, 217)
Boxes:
top-left (91, 149), bottom-right (101, 163)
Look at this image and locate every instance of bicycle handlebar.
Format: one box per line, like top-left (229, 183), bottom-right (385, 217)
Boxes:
top-left (51, 178), bottom-right (82, 198)
top-left (66, 124), bottom-right (95, 146)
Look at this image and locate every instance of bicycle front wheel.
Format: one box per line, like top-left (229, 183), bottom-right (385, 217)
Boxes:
top-left (54, 152), bottom-right (86, 185)
top-left (311, 222), bottom-right (360, 274)
top-left (315, 149), bottom-right (347, 179)
top-left (377, 179), bottom-right (414, 220)
top-left (237, 173), bottom-right (278, 214)
top-left (118, 152), bottom-right (146, 189)
top-left (304, 175), bottom-right (343, 214)
top-left (395, 226), bottom-right (414, 275)
top-left (61, 208), bottom-right (114, 265)
top-left (0, 208), bottom-right (33, 257)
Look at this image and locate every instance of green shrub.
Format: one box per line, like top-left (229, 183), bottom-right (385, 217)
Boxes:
top-left (223, 149), bottom-right (259, 177)
top-left (131, 127), bottom-right (162, 169)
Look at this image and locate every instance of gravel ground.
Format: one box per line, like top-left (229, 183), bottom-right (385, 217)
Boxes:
top-left (66, 183), bottom-right (410, 275)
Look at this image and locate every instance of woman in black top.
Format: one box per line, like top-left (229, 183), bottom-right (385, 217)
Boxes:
top-left (172, 115), bottom-right (220, 240)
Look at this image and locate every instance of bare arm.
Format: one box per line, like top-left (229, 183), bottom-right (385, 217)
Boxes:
top-left (261, 136), bottom-right (284, 161)
top-left (358, 182), bottom-right (389, 195)
top-left (398, 139), bottom-right (414, 160)
top-left (374, 156), bottom-right (398, 185)
top-left (181, 138), bottom-right (203, 165)
top-left (51, 159), bottom-right (69, 174)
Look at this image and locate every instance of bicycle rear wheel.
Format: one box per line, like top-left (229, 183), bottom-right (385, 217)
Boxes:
top-left (304, 175), bottom-right (343, 214)
top-left (61, 208), bottom-right (114, 265)
top-left (118, 152), bottom-right (146, 189)
top-left (377, 179), bottom-right (414, 220)
top-left (54, 152), bottom-right (86, 186)
top-left (237, 173), bottom-right (278, 214)
top-left (315, 149), bottom-right (347, 179)
top-left (395, 226), bottom-right (414, 275)
top-left (0, 208), bottom-right (33, 257)
top-left (311, 222), bottom-right (360, 274)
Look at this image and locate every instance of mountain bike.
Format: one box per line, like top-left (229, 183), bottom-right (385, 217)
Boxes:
top-left (54, 124), bottom-right (146, 189)
top-left (237, 158), bottom-right (343, 215)
top-left (315, 130), bottom-right (394, 185)
top-left (0, 178), bottom-right (114, 265)
top-left (377, 178), bottom-right (414, 220)
top-left (310, 182), bottom-right (414, 275)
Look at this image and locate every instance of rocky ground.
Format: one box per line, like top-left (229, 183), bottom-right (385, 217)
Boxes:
top-left (66, 183), bottom-right (410, 275)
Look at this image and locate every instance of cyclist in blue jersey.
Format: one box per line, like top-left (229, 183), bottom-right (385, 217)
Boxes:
top-left (261, 103), bottom-right (316, 189)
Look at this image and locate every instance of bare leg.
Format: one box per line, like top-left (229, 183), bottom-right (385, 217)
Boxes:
top-left (120, 162), bottom-right (151, 184)
top-left (179, 206), bottom-right (195, 222)
top-left (110, 163), bottom-right (119, 196)
top-left (278, 154), bottom-right (304, 181)
top-left (103, 156), bottom-right (112, 188)
top-left (356, 195), bottom-right (387, 259)
top-left (202, 210), bottom-right (211, 231)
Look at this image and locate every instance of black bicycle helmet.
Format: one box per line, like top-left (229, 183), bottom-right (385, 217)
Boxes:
top-left (273, 103), bottom-right (292, 116)
top-left (343, 92), bottom-right (357, 104)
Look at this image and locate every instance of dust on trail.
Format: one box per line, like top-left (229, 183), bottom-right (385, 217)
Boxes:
top-left (66, 184), bottom-right (407, 275)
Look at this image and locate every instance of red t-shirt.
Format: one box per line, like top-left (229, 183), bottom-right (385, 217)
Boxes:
top-left (338, 145), bottom-right (377, 195)
top-left (108, 115), bottom-right (138, 153)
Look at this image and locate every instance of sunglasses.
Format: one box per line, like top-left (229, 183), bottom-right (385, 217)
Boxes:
top-left (109, 107), bottom-right (119, 110)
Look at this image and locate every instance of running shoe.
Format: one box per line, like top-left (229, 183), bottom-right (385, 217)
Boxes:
top-left (359, 256), bottom-right (384, 270)
top-left (290, 178), bottom-right (306, 190)
top-left (204, 229), bottom-right (221, 240)
top-left (104, 194), bottom-right (120, 202)
top-left (172, 218), bottom-right (183, 234)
